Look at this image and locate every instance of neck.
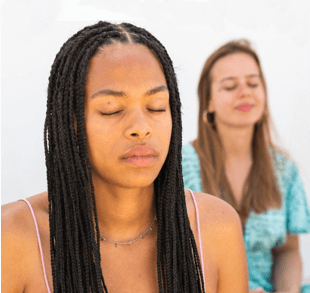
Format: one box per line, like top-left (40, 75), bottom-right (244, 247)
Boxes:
top-left (216, 122), bottom-right (254, 162)
top-left (92, 178), bottom-right (156, 243)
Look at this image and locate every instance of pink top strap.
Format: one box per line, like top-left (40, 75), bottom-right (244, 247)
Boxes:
top-left (18, 199), bottom-right (51, 293)
top-left (188, 189), bottom-right (206, 287)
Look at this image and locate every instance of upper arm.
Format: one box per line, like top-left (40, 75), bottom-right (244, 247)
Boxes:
top-left (215, 205), bottom-right (248, 293)
top-left (195, 193), bottom-right (249, 293)
top-left (1, 205), bottom-right (30, 293)
top-left (273, 234), bottom-right (300, 255)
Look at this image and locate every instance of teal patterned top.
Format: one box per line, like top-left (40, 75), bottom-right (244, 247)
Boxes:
top-left (182, 144), bottom-right (310, 292)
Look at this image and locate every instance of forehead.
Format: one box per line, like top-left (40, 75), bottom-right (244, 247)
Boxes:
top-left (211, 52), bottom-right (260, 81)
top-left (86, 43), bottom-right (166, 90)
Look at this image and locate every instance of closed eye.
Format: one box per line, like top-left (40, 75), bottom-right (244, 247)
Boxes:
top-left (224, 85), bottom-right (237, 91)
top-left (248, 83), bottom-right (258, 88)
top-left (100, 110), bottom-right (123, 116)
top-left (147, 108), bottom-right (166, 113)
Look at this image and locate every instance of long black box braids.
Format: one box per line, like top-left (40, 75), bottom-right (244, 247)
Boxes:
top-left (44, 21), bottom-right (205, 293)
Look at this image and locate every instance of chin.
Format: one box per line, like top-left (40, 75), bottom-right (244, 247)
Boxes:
top-left (124, 170), bottom-right (160, 186)
top-left (93, 169), bottom-right (160, 189)
top-left (234, 115), bottom-right (262, 126)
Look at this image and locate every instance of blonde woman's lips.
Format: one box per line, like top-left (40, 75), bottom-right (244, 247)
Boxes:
top-left (237, 103), bottom-right (253, 111)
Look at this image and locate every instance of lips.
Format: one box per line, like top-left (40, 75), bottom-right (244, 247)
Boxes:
top-left (237, 103), bottom-right (253, 112)
top-left (122, 145), bottom-right (157, 158)
top-left (121, 145), bottom-right (159, 167)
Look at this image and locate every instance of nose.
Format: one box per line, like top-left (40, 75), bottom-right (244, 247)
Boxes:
top-left (124, 109), bottom-right (152, 140)
top-left (238, 82), bottom-right (251, 98)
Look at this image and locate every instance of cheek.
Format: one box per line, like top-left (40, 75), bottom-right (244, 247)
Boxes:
top-left (259, 90), bottom-right (266, 103)
top-left (255, 89), bottom-right (266, 108)
top-left (214, 94), bottom-right (232, 112)
top-left (159, 115), bottom-right (172, 140)
top-left (85, 117), bottom-right (116, 157)
top-left (156, 114), bottom-right (172, 151)
top-left (211, 87), bottom-right (233, 113)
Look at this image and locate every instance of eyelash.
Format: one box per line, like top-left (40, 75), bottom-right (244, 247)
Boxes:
top-left (247, 83), bottom-right (259, 89)
top-left (100, 110), bottom-right (122, 116)
top-left (224, 86), bottom-right (237, 91)
top-left (148, 108), bottom-right (166, 113)
top-left (224, 83), bottom-right (259, 91)
top-left (100, 109), bottom-right (166, 116)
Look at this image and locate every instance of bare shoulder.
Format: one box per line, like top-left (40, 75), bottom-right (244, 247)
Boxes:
top-left (1, 192), bottom-right (49, 293)
top-left (185, 190), bottom-right (248, 292)
top-left (185, 189), bottom-right (243, 259)
top-left (185, 190), bottom-right (241, 233)
top-left (2, 192), bottom-right (49, 235)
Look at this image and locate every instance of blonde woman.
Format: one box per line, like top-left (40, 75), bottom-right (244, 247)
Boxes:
top-left (182, 40), bottom-right (310, 293)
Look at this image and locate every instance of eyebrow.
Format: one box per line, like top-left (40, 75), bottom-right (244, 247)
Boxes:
top-left (91, 85), bottom-right (168, 99)
top-left (220, 74), bottom-right (261, 83)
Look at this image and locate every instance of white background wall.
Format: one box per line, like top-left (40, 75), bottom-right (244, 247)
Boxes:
top-left (1, 0), bottom-right (310, 281)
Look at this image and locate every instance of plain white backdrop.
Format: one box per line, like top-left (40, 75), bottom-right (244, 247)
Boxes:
top-left (1, 0), bottom-right (310, 281)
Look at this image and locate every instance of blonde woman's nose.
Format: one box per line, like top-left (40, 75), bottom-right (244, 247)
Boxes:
top-left (238, 82), bottom-right (252, 98)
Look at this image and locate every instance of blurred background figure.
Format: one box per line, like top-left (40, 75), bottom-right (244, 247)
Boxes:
top-left (182, 39), bottom-right (310, 293)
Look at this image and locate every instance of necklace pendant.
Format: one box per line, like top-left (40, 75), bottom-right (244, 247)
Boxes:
top-left (115, 243), bottom-right (117, 248)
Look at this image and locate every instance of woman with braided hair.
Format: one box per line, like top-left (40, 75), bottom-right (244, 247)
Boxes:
top-left (2, 21), bottom-right (248, 293)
